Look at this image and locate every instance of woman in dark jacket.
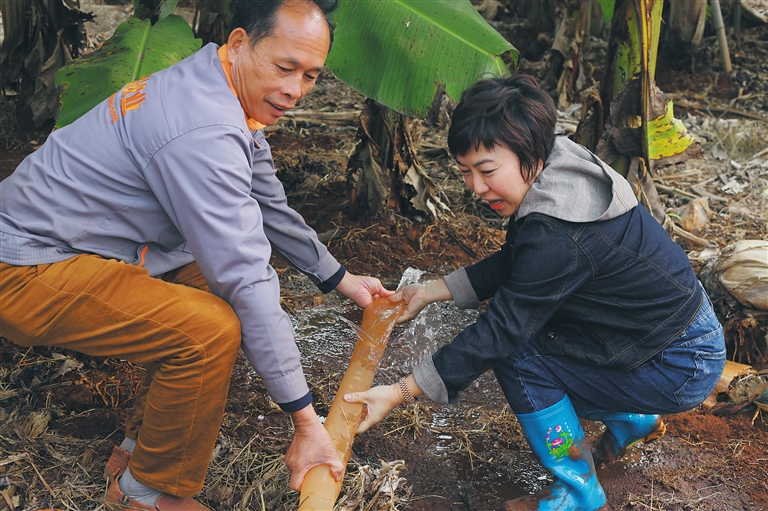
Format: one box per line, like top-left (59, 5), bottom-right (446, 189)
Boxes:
top-left (345, 74), bottom-right (726, 511)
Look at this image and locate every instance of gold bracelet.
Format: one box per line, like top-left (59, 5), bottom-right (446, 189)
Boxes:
top-left (399, 377), bottom-right (415, 404)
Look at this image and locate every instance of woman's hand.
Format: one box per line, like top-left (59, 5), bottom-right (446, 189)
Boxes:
top-left (284, 405), bottom-right (344, 491)
top-left (344, 375), bottom-right (423, 434)
top-left (343, 384), bottom-right (403, 433)
top-left (388, 280), bottom-right (452, 323)
top-left (335, 271), bottom-right (395, 308)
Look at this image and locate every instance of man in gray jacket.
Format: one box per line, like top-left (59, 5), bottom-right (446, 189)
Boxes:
top-left (0, 1), bottom-right (390, 509)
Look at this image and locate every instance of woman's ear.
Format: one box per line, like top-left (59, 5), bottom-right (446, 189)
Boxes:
top-left (529, 160), bottom-right (545, 183)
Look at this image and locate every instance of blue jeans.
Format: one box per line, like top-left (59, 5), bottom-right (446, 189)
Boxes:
top-left (493, 292), bottom-right (726, 415)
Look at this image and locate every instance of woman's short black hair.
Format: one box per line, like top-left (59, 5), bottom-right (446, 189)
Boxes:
top-left (447, 74), bottom-right (557, 183)
top-left (229, 0), bottom-right (338, 49)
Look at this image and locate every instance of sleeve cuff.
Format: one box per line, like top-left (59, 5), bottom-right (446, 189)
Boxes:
top-left (444, 267), bottom-right (480, 310)
top-left (413, 356), bottom-right (458, 404)
top-left (277, 391), bottom-right (313, 413)
top-left (317, 264), bottom-right (346, 294)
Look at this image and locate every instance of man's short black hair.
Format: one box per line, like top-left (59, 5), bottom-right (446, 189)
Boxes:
top-left (447, 74), bottom-right (557, 183)
top-left (229, 0), bottom-right (338, 49)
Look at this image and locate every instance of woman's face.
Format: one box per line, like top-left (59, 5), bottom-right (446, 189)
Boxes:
top-left (455, 144), bottom-right (541, 218)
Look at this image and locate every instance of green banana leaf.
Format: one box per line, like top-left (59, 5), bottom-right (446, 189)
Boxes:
top-left (55, 14), bottom-right (201, 128)
top-left (327, 0), bottom-right (518, 118)
top-left (595, 0), bottom-right (616, 23)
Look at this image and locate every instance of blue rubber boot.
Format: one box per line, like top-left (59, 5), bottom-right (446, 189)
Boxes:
top-left (504, 395), bottom-right (606, 511)
top-left (578, 410), bottom-right (666, 464)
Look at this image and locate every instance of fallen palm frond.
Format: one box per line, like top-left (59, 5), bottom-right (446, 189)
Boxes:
top-left (709, 369), bottom-right (768, 420)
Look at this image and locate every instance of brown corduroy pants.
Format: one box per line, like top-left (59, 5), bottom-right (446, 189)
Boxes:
top-left (0, 254), bottom-right (241, 496)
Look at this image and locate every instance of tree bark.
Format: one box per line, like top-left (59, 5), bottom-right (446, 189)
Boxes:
top-left (193, 0), bottom-right (232, 45)
top-left (347, 100), bottom-right (448, 220)
top-left (0, 0), bottom-right (90, 128)
top-left (661, 0), bottom-right (708, 71)
top-left (667, 0), bottom-right (708, 47)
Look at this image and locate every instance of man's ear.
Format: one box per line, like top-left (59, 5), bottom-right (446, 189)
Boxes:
top-left (227, 28), bottom-right (248, 62)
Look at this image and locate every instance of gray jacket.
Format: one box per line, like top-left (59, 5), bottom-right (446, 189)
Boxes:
top-left (0, 44), bottom-right (340, 406)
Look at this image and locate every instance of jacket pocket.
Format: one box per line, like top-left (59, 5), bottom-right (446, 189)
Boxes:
top-left (664, 327), bottom-right (726, 410)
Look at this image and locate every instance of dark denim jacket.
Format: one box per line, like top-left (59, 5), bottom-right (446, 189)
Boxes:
top-left (431, 205), bottom-right (704, 401)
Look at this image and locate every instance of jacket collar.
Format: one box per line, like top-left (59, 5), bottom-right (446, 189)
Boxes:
top-left (517, 136), bottom-right (638, 223)
top-left (217, 44), bottom-right (265, 132)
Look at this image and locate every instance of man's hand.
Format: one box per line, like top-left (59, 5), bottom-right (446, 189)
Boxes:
top-left (284, 405), bottom-right (343, 491)
top-left (335, 271), bottom-right (394, 308)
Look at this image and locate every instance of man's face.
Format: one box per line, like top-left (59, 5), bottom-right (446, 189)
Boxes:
top-left (227, 2), bottom-right (330, 126)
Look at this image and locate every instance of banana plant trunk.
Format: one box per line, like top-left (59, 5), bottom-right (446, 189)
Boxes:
top-left (0, 0), bottom-right (91, 128)
top-left (667, 0), bottom-right (708, 52)
top-left (193, 0), bottom-right (232, 45)
top-left (347, 99), bottom-right (448, 220)
top-left (541, 0), bottom-right (586, 109)
top-left (579, 0), bottom-right (704, 237)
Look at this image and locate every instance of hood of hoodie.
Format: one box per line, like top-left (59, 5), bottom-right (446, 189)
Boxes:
top-left (516, 136), bottom-right (638, 223)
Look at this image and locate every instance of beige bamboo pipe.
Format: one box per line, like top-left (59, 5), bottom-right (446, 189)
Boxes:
top-left (709, 0), bottom-right (733, 72)
top-left (298, 297), bottom-right (404, 510)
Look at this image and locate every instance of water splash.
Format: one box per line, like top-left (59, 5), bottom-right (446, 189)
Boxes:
top-left (286, 268), bottom-right (478, 378)
top-left (328, 313), bottom-right (373, 344)
top-left (369, 267), bottom-right (479, 376)
top-left (397, 267), bottom-right (424, 290)
top-left (292, 267), bottom-right (421, 353)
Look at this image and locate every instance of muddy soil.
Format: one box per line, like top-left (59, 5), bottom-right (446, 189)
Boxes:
top-left (1, 3), bottom-right (768, 511)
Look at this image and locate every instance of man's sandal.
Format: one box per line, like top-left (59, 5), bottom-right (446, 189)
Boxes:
top-left (104, 473), bottom-right (210, 511)
top-left (104, 445), bottom-right (132, 482)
